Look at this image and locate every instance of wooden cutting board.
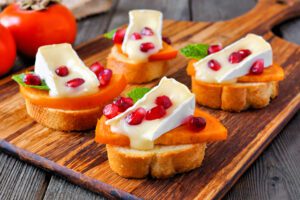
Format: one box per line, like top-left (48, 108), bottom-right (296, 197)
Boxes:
top-left (1, 0), bottom-right (300, 199)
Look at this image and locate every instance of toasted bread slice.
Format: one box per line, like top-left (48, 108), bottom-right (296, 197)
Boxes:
top-left (25, 100), bottom-right (103, 131)
top-left (191, 78), bottom-right (279, 112)
top-left (107, 45), bottom-right (169, 84)
top-left (106, 143), bottom-right (206, 178)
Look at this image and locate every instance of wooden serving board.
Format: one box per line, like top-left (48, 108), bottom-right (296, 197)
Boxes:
top-left (1, 0), bottom-right (300, 199)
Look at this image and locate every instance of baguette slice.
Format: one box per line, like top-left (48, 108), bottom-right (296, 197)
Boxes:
top-left (107, 45), bottom-right (169, 84)
top-left (106, 143), bottom-right (206, 178)
top-left (25, 100), bottom-right (103, 131)
top-left (192, 78), bottom-right (279, 112)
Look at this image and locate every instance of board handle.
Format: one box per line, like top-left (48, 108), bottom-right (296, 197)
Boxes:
top-left (229, 0), bottom-right (300, 33)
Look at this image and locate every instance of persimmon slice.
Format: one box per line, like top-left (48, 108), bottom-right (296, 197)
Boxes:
top-left (95, 108), bottom-right (227, 146)
top-left (187, 59), bottom-right (284, 82)
top-left (20, 74), bottom-right (127, 110)
top-left (115, 42), bottom-right (178, 62)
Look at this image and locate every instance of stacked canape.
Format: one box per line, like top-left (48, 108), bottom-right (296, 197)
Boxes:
top-left (106, 10), bottom-right (178, 84)
top-left (95, 77), bottom-right (227, 178)
top-left (13, 43), bottom-right (126, 131)
top-left (183, 34), bottom-right (284, 112)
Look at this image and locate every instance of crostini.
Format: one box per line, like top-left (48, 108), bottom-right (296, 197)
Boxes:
top-left (13, 43), bottom-right (127, 131)
top-left (95, 77), bottom-right (227, 178)
top-left (182, 34), bottom-right (285, 112)
top-left (105, 9), bottom-right (178, 84)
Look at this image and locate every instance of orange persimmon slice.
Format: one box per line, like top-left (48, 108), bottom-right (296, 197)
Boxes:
top-left (95, 108), bottom-right (227, 146)
top-left (115, 42), bottom-right (178, 62)
top-left (20, 74), bottom-right (127, 110)
top-left (187, 59), bottom-right (284, 82)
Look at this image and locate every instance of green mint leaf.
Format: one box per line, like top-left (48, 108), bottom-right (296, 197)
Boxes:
top-left (180, 44), bottom-right (209, 60)
top-left (103, 28), bottom-right (117, 39)
top-left (12, 73), bottom-right (50, 90)
top-left (127, 87), bottom-right (151, 103)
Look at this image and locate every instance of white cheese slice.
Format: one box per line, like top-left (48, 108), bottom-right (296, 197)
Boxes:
top-left (106, 77), bottom-right (195, 150)
top-left (34, 43), bottom-right (99, 97)
top-left (121, 9), bottom-right (163, 62)
top-left (194, 34), bottom-right (273, 83)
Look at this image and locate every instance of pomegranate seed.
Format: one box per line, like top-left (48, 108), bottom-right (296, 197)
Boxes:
top-left (103, 104), bottom-right (119, 119)
top-left (55, 66), bottom-right (69, 77)
top-left (187, 116), bottom-right (206, 132)
top-left (113, 97), bottom-right (134, 112)
top-left (162, 36), bottom-right (172, 45)
top-left (229, 52), bottom-right (243, 64)
top-left (90, 62), bottom-right (104, 76)
top-left (155, 95), bottom-right (172, 109)
top-left (65, 78), bottom-right (85, 88)
top-left (131, 32), bottom-right (142, 40)
top-left (23, 74), bottom-right (42, 86)
top-left (238, 49), bottom-right (251, 59)
top-left (145, 105), bottom-right (166, 120)
top-left (141, 27), bottom-right (154, 36)
top-left (113, 28), bottom-right (126, 44)
top-left (208, 59), bottom-right (221, 71)
top-left (140, 42), bottom-right (155, 52)
top-left (126, 107), bottom-right (146, 125)
top-left (98, 69), bottom-right (112, 87)
top-left (250, 59), bottom-right (264, 75)
top-left (208, 44), bottom-right (222, 54)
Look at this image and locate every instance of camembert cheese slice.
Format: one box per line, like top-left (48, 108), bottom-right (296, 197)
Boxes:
top-left (106, 77), bottom-right (195, 150)
top-left (194, 34), bottom-right (273, 83)
top-left (35, 43), bottom-right (99, 97)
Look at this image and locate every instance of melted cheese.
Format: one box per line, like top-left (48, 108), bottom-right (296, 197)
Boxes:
top-left (35, 43), bottom-right (99, 97)
top-left (121, 9), bottom-right (163, 62)
top-left (194, 34), bottom-right (273, 83)
top-left (105, 77), bottom-right (195, 150)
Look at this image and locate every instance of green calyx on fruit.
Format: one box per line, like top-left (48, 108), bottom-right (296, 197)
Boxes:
top-left (18, 0), bottom-right (61, 11)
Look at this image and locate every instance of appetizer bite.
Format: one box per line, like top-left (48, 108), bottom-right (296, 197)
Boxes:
top-left (106, 10), bottom-right (178, 84)
top-left (95, 77), bottom-right (227, 178)
top-left (12, 43), bottom-right (127, 131)
top-left (182, 34), bottom-right (285, 112)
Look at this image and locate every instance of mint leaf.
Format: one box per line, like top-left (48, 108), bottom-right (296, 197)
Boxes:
top-left (103, 28), bottom-right (117, 39)
top-left (180, 44), bottom-right (209, 60)
top-left (12, 73), bottom-right (50, 90)
top-left (127, 87), bottom-right (151, 103)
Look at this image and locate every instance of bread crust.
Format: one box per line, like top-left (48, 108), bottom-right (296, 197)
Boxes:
top-left (106, 143), bottom-right (206, 178)
top-left (106, 46), bottom-right (169, 84)
top-left (25, 100), bottom-right (103, 131)
top-left (191, 78), bottom-right (279, 112)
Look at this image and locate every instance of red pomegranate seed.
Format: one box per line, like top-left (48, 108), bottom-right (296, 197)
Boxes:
top-left (145, 105), bottom-right (166, 120)
top-left (250, 59), bottom-right (264, 75)
top-left (229, 52), bottom-right (243, 64)
top-left (103, 104), bottom-right (119, 119)
top-left (23, 74), bottom-right (42, 86)
top-left (113, 28), bottom-right (126, 44)
top-left (162, 36), bottom-right (172, 45)
top-left (238, 49), bottom-right (252, 59)
top-left (98, 69), bottom-right (112, 87)
top-left (208, 59), bottom-right (221, 71)
top-left (187, 116), bottom-right (206, 132)
top-left (113, 97), bottom-right (134, 112)
top-left (90, 62), bottom-right (104, 76)
top-left (208, 44), bottom-right (222, 54)
top-left (141, 27), bottom-right (154, 36)
top-left (155, 95), bottom-right (172, 109)
top-left (140, 42), bottom-right (155, 52)
top-left (55, 66), bottom-right (69, 77)
top-left (65, 78), bottom-right (85, 88)
top-left (126, 107), bottom-right (146, 125)
top-left (131, 32), bottom-right (142, 40)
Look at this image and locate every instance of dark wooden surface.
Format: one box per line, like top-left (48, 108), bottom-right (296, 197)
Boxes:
top-left (0, 0), bottom-right (299, 199)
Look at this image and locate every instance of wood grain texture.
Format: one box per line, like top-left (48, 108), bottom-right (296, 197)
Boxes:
top-left (0, 0), bottom-right (300, 199)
